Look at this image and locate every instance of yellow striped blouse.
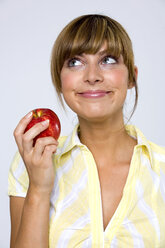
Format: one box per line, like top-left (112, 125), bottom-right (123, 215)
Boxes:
top-left (8, 124), bottom-right (165, 247)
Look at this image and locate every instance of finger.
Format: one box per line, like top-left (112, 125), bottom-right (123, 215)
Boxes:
top-left (32, 137), bottom-right (58, 161)
top-left (42, 144), bottom-right (58, 162)
top-left (22, 120), bottom-right (50, 153)
top-left (13, 112), bottom-right (33, 153)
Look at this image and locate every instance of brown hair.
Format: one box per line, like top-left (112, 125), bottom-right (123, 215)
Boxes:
top-left (51, 14), bottom-right (138, 120)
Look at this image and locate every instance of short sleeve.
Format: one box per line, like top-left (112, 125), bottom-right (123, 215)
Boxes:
top-left (8, 151), bottom-right (29, 197)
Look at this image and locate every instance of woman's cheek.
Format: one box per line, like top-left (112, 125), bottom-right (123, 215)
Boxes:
top-left (61, 73), bottom-right (73, 91)
top-left (61, 70), bottom-right (81, 90)
top-left (106, 69), bottom-right (128, 88)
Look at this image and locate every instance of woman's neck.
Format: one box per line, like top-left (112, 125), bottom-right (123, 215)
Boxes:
top-left (78, 118), bottom-right (137, 167)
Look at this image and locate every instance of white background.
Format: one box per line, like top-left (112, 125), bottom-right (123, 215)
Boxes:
top-left (0, 0), bottom-right (165, 246)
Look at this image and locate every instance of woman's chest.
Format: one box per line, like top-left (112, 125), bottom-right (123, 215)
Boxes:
top-left (49, 151), bottom-right (165, 247)
top-left (97, 163), bottom-right (130, 231)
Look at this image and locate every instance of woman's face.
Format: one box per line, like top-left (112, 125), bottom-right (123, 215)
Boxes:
top-left (60, 43), bottom-right (136, 123)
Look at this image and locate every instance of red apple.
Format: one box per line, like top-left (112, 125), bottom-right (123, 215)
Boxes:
top-left (24, 108), bottom-right (61, 145)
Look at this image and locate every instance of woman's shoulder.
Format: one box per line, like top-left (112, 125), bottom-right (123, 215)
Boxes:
top-left (55, 125), bottom-right (80, 157)
top-left (57, 135), bottom-right (69, 148)
top-left (148, 141), bottom-right (165, 173)
top-left (128, 124), bottom-right (165, 171)
top-left (127, 124), bottom-right (165, 160)
top-left (149, 140), bottom-right (165, 157)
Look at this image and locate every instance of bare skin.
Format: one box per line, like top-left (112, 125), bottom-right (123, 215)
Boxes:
top-left (10, 113), bottom-right (137, 246)
top-left (61, 44), bottom-right (138, 231)
top-left (78, 117), bottom-right (137, 230)
top-left (10, 44), bottom-right (138, 245)
top-left (10, 112), bottom-right (58, 248)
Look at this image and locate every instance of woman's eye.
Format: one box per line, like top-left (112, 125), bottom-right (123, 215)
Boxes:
top-left (102, 56), bottom-right (117, 65)
top-left (67, 58), bottom-right (82, 67)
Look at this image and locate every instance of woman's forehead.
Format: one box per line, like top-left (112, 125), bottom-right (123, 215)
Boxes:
top-left (71, 40), bottom-right (117, 54)
top-left (78, 42), bottom-right (123, 59)
top-left (79, 42), bottom-right (108, 56)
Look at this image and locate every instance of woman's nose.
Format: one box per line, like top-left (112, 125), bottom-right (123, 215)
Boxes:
top-left (83, 63), bottom-right (104, 85)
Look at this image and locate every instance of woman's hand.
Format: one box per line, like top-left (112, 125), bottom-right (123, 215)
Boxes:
top-left (13, 111), bottom-right (58, 195)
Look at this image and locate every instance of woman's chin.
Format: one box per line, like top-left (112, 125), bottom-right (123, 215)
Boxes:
top-left (78, 113), bottom-right (113, 124)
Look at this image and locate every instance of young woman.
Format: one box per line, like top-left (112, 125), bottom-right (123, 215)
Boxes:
top-left (8, 14), bottom-right (165, 247)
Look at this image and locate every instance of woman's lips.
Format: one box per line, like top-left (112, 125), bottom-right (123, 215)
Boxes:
top-left (77, 90), bottom-right (112, 98)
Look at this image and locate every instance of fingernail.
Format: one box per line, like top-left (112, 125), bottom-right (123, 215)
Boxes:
top-left (26, 111), bottom-right (32, 118)
top-left (42, 120), bottom-right (49, 126)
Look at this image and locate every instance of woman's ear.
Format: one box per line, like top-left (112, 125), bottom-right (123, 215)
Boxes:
top-left (128, 66), bottom-right (138, 89)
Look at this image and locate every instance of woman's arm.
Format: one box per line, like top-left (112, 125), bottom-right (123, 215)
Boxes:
top-left (10, 197), bottom-right (24, 248)
top-left (10, 112), bottom-right (58, 248)
top-left (10, 190), bottom-right (50, 248)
